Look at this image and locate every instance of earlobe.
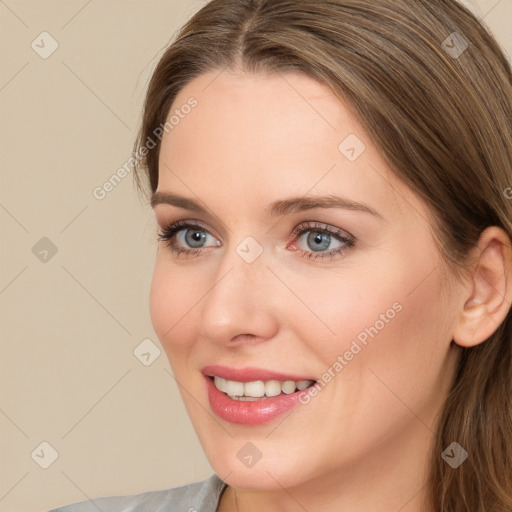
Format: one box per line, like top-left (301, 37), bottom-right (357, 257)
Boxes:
top-left (453, 303), bottom-right (494, 347)
top-left (452, 227), bottom-right (512, 348)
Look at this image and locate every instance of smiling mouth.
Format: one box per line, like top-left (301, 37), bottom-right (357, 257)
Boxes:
top-left (210, 376), bottom-right (316, 400)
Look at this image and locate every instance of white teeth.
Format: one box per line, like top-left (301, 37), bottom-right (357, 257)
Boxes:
top-left (214, 377), bottom-right (227, 393)
top-left (225, 380), bottom-right (244, 397)
top-left (244, 380), bottom-right (265, 397)
top-left (281, 380), bottom-right (297, 394)
top-left (213, 376), bottom-right (314, 398)
top-left (265, 380), bottom-right (282, 397)
top-left (296, 380), bottom-right (312, 391)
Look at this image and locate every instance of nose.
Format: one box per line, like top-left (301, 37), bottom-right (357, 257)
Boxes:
top-left (198, 244), bottom-right (279, 347)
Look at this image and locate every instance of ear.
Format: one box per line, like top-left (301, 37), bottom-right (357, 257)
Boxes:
top-left (452, 226), bottom-right (512, 348)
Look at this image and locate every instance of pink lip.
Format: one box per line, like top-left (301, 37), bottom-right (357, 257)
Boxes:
top-left (201, 365), bottom-right (315, 383)
top-left (201, 365), bottom-right (317, 425)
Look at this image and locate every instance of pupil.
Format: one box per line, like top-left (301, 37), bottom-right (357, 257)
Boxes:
top-left (186, 229), bottom-right (205, 248)
top-left (308, 231), bottom-right (330, 252)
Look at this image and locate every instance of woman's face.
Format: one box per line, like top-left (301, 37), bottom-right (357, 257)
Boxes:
top-left (150, 69), bottom-right (462, 492)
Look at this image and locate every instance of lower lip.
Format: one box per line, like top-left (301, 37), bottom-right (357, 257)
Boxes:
top-left (205, 376), bottom-right (310, 425)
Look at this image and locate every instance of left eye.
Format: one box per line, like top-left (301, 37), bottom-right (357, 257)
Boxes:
top-left (295, 229), bottom-right (342, 252)
top-left (289, 221), bottom-right (355, 260)
top-left (157, 220), bottom-right (355, 261)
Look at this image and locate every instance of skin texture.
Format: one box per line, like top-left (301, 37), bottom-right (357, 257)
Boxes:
top-left (149, 70), bottom-right (512, 512)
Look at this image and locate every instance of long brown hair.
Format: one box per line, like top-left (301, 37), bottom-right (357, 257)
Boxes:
top-left (132, 1), bottom-right (512, 510)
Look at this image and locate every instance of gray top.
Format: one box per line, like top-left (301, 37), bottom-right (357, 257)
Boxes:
top-left (48, 473), bottom-right (228, 512)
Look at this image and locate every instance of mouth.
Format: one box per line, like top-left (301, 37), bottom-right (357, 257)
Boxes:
top-left (201, 365), bottom-right (318, 424)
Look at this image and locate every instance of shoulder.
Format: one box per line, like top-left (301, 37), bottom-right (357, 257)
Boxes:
top-left (48, 473), bottom-right (227, 512)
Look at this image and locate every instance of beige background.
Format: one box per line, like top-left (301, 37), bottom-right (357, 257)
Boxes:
top-left (0, 1), bottom-right (510, 511)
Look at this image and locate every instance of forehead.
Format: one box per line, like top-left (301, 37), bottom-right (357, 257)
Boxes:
top-left (156, 69), bottom-right (426, 223)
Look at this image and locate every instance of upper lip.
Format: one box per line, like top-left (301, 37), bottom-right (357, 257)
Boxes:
top-left (201, 365), bottom-right (317, 383)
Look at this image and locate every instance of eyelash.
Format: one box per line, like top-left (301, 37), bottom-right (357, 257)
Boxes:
top-left (156, 220), bottom-right (355, 261)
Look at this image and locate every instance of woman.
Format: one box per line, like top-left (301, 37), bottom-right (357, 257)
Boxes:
top-left (50, 0), bottom-right (512, 511)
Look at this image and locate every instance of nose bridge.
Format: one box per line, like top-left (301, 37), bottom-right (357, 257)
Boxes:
top-left (199, 236), bottom-right (278, 344)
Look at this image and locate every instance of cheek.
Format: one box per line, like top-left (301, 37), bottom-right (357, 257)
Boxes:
top-left (281, 264), bottom-right (406, 361)
top-left (298, 246), bottom-right (451, 391)
top-left (330, 264), bottom-right (453, 427)
top-left (149, 258), bottom-right (196, 358)
top-left (149, 260), bottom-right (167, 341)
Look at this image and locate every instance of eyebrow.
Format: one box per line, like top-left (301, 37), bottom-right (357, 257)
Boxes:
top-left (151, 191), bottom-right (384, 220)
